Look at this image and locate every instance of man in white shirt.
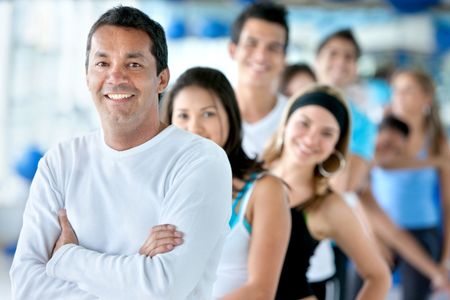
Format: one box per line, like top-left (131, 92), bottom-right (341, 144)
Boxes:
top-left (228, 2), bottom-right (288, 159)
top-left (10, 6), bottom-right (231, 300)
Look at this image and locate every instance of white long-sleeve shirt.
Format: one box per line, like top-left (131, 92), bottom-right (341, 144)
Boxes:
top-left (10, 126), bottom-right (232, 300)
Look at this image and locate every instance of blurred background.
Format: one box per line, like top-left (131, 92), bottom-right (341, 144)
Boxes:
top-left (1, 0), bottom-right (450, 299)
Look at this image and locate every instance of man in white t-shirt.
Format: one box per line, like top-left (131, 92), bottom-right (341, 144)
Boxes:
top-left (10, 6), bottom-right (231, 300)
top-left (228, 2), bottom-right (288, 159)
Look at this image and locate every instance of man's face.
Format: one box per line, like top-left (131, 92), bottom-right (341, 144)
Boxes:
top-left (229, 18), bottom-right (286, 89)
top-left (375, 128), bottom-right (407, 159)
top-left (315, 37), bottom-right (358, 88)
top-left (86, 25), bottom-right (168, 131)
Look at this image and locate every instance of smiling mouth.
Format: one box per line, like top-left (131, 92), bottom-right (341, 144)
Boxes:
top-left (105, 93), bottom-right (135, 101)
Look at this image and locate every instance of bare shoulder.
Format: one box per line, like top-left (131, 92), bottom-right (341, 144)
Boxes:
top-left (247, 173), bottom-right (289, 214)
top-left (317, 192), bottom-right (358, 236)
top-left (321, 192), bottom-right (348, 211)
top-left (253, 173), bottom-right (288, 201)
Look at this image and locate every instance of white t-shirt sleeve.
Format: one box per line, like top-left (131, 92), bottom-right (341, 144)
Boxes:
top-left (45, 151), bottom-right (232, 300)
top-left (10, 155), bottom-right (98, 300)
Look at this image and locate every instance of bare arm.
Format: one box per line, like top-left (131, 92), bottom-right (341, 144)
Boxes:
top-left (330, 154), bottom-right (370, 194)
top-left (221, 176), bottom-right (291, 300)
top-left (360, 186), bottom-right (449, 290)
top-left (374, 154), bottom-right (449, 170)
top-left (319, 194), bottom-right (391, 300)
top-left (438, 142), bottom-right (450, 270)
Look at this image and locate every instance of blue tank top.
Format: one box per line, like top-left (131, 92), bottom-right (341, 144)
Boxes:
top-left (371, 149), bottom-right (441, 229)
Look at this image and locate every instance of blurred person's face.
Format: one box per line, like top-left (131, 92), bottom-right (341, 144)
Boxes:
top-left (315, 37), bottom-right (358, 88)
top-left (229, 18), bottom-right (286, 89)
top-left (283, 105), bottom-right (340, 167)
top-left (375, 128), bottom-right (407, 159)
top-left (171, 85), bottom-right (230, 147)
top-left (391, 73), bottom-right (431, 117)
top-left (284, 73), bottom-right (316, 98)
top-left (86, 25), bottom-right (169, 131)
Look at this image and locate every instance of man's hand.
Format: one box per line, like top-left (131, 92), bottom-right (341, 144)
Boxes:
top-left (52, 209), bottom-right (78, 256)
top-left (139, 224), bottom-right (184, 257)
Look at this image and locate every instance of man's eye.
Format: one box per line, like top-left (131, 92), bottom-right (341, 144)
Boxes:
top-left (95, 62), bottom-right (108, 67)
top-left (128, 63), bottom-right (142, 68)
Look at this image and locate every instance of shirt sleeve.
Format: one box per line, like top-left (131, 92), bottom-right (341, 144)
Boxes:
top-left (45, 151), bottom-right (232, 300)
top-left (349, 103), bottom-right (377, 161)
top-left (9, 155), bottom-right (98, 300)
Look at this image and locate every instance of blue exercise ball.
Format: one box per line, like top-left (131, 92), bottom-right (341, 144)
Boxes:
top-left (15, 146), bottom-right (44, 182)
top-left (386, 0), bottom-right (439, 13)
top-left (199, 19), bottom-right (229, 38)
top-left (167, 18), bottom-right (187, 39)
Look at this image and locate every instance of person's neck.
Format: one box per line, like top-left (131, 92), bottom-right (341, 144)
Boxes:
top-left (235, 83), bottom-right (278, 124)
top-left (103, 121), bottom-right (165, 151)
top-left (270, 156), bottom-right (315, 207)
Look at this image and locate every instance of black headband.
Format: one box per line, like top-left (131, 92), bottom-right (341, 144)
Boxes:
top-left (287, 91), bottom-right (348, 135)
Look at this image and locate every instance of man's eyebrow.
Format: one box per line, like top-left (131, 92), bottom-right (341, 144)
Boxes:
top-left (126, 52), bottom-right (146, 59)
top-left (93, 51), bottom-right (108, 58)
top-left (92, 52), bottom-right (146, 59)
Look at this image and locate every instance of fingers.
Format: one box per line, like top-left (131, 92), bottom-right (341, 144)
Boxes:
top-left (141, 238), bottom-right (183, 257)
top-left (139, 234), bottom-right (184, 256)
top-left (150, 224), bottom-right (179, 234)
top-left (139, 224), bottom-right (184, 256)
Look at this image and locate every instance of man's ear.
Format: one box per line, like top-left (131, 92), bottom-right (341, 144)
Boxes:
top-left (157, 68), bottom-right (170, 93)
top-left (228, 42), bottom-right (237, 60)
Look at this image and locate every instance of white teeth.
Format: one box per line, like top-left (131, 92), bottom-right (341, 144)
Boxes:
top-left (107, 94), bottom-right (132, 100)
top-left (250, 63), bottom-right (268, 72)
top-left (299, 144), bottom-right (315, 155)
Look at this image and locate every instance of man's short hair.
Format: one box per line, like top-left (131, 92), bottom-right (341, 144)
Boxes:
top-left (231, 2), bottom-right (289, 52)
top-left (379, 115), bottom-right (410, 138)
top-left (85, 6), bottom-right (168, 75)
top-left (316, 29), bottom-right (361, 58)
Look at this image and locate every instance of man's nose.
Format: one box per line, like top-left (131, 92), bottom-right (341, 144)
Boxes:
top-left (253, 45), bottom-right (269, 62)
top-left (107, 64), bottom-right (129, 85)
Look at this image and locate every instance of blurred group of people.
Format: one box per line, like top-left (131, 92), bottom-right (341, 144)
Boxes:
top-left (9, 2), bottom-right (450, 300)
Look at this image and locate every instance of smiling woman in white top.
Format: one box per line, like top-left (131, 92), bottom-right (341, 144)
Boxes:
top-left (139, 66), bottom-right (291, 300)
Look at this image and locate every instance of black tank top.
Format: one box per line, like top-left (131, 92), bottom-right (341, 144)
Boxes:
top-left (275, 207), bottom-right (320, 299)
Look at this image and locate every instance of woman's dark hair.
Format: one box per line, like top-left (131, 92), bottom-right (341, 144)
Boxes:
top-left (161, 67), bottom-right (263, 180)
top-left (279, 63), bottom-right (317, 96)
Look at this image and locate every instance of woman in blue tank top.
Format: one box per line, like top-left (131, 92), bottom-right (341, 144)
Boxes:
top-left (140, 67), bottom-right (291, 299)
top-left (372, 69), bottom-right (450, 300)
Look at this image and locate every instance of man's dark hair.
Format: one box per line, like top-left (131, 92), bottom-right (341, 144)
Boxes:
top-left (85, 6), bottom-right (168, 75)
top-left (316, 29), bottom-right (361, 58)
top-left (379, 115), bottom-right (410, 138)
top-left (231, 2), bottom-right (289, 52)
